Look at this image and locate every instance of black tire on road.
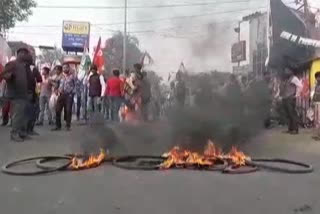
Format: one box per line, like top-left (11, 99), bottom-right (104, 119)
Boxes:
top-left (36, 156), bottom-right (73, 170)
top-left (2, 156), bottom-right (71, 176)
top-left (223, 165), bottom-right (259, 174)
top-left (246, 158), bottom-right (313, 174)
top-left (113, 155), bottom-right (166, 170)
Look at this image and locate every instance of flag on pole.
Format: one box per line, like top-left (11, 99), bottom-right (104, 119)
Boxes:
top-left (78, 42), bottom-right (91, 82)
top-left (140, 51), bottom-right (154, 67)
top-left (93, 37), bottom-right (105, 74)
top-left (178, 62), bottom-right (186, 73)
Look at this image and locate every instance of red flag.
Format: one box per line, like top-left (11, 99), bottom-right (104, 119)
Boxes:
top-left (93, 37), bottom-right (105, 74)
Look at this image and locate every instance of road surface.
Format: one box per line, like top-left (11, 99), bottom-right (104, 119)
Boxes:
top-left (0, 123), bottom-right (319, 214)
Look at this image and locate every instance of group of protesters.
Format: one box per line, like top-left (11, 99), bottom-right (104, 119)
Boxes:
top-left (0, 47), bottom-right (152, 142)
top-left (4, 47), bottom-right (320, 143)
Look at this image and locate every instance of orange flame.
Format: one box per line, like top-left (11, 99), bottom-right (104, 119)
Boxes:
top-left (160, 140), bottom-right (250, 169)
top-left (225, 146), bottom-right (250, 167)
top-left (70, 149), bottom-right (106, 170)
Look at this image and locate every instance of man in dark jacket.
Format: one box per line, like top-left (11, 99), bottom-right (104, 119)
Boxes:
top-left (25, 54), bottom-right (42, 135)
top-left (87, 65), bottom-right (104, 118)
top-left (0, 48), bottom-right (30, 142)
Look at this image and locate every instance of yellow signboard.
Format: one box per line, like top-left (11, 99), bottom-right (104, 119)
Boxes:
top-left (63, 21), bottom-right (90, 35)
top-left (310, 59), bottom-right (320, 89)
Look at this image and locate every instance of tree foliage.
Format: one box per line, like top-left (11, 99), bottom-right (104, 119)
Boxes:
top-left (0, 0), bottom-right (37, 30)
top-left (103, 32), bottom-right (143, 75)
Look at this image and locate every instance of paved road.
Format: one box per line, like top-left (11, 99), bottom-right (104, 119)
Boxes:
top-left (0, 124), bottom-right (319, 214)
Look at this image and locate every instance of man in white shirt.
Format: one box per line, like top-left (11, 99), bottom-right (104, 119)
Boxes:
top-left (280, 67), bottom-right (303, 134)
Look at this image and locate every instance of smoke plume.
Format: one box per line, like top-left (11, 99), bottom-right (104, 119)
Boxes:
top-left (76, 73), bottom-right (271, 156)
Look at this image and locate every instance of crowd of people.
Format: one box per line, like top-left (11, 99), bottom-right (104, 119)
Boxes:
top-left (0, 48), bottom-right (154, 142)
top-left (3, 47), bottom-right (320, 143)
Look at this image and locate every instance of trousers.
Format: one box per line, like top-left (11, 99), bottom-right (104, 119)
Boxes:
top-left (283, 97), bottom-right (299, 132)
top-left (56, 93), bottom-right (74, 128)
top-left (110, 96), bottom-right (122, 122)
top-left (26, 95), bottom-right (39, 133)
top-left (11, 99), bottom-right (27, 137)
top-left (39, 95), bottom-right (52, 123)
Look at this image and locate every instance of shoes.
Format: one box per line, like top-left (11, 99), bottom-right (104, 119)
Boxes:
top-left (1, 120), bottom-right (9, 126)
top-left (36, 122), bottom-right (43, 126)
top-left (20, 135), bottom-right (32, 140)
top-left (289, 130), bottom-right (299, 135)
top-left (11, 135), bottom-right (24, 142)
top-left (28, 131), bottom-right (39, 136)
top-left (48, 121), bottom-right (54, 126)
top-left (51, 127), bottom-right (62, 131)
top-left (66, 126), bottom-right (71, 131)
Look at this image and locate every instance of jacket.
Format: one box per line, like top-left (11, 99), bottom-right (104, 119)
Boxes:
top-left (89, 73), bottom-right (102, 97)
top-left (0, 60), bottom-right (28, 99)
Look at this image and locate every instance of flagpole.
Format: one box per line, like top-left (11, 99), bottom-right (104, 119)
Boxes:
top-left (123, 0), bottom-right (127, 73)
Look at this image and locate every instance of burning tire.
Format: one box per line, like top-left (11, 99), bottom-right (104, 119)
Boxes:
top-left (2, 156), bottom-right (71, 176)
top-left (223, 165), bottom-right (259, 174)
top-left (36, 156), bottom-right (74, 170)
top-left (113, 155), bottom-right (166, 170)
top-left (205, 159), bottom-right (228, 171)
top-left (246, 158), bottom-right (313, 174)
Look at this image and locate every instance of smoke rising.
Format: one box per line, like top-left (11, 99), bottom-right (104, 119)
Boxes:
top-left (77, 73), bottom-right (271, 156)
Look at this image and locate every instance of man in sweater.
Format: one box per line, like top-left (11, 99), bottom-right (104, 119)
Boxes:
top-left (85, 65), bottom-right (105, 119)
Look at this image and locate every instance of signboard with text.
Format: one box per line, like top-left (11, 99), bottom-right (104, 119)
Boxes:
top-left (231, 41), bottom-right (246, 63)
top-left (62, 21), bottom-right (90, 52)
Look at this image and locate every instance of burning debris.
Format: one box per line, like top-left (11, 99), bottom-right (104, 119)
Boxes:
top-left (69, 149), bottom-right (107, 170)
top-left (160, 140), bottom-right (250, 169)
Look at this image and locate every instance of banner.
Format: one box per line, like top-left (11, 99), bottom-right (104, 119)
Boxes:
top-left (280, 31), bottom-right (320, 48)
top-left (268, 0), bottom-right (310, 68)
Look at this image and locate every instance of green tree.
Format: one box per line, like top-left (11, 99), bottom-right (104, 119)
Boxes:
top-left (103, 32), bottom-right (143, 75)
top-left (0, 0), bottom-right (36, 31)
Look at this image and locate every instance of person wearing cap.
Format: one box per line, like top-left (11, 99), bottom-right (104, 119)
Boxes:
top-left (0, 48), bottom-right (30, 142)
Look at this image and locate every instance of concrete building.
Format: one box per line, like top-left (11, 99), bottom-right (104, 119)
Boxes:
top-left (248, 12), bottom-right (268, 76)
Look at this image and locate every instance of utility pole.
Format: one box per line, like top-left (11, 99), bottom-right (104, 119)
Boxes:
top-left (237, 21), bottom-right (241, 67)
top-left (303, 0), bottom-right (309, 19)
top-left (123, 0), bottom-right (127, 73)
